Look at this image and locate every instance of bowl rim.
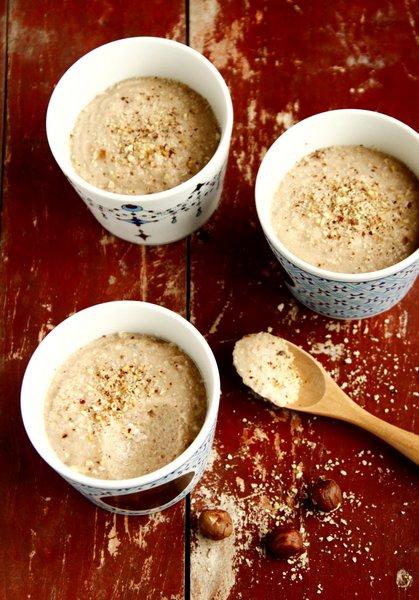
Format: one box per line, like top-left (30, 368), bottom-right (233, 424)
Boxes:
top-left (255, 108), bottom-right (419, 282)
top-left (20, 300), bottom-right (221, 490)
top-left (46, 36), bottom-right (234, 205)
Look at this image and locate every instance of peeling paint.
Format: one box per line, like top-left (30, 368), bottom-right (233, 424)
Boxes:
top-left (275, 100), bottom-right (300, 130)
top-left (190, 1), bottom-right (256, 80)
top-left (209, 292), bottom-right (233, 334)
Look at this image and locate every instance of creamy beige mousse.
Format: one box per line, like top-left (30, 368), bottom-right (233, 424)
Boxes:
top-left (44, 333), bottom-right (207, 480)
top-left (70, 76), bottom-right (220, 195)
top-left (271, 145), bottom-right (419, 273)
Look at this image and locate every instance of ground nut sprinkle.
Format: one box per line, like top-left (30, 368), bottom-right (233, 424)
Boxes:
top-left (44, 333), bottom-right (207, 480)
top-left (271, 145), bottom-right (419, 273)
top-left (233, 332), bottom-right (301, 407)
top-left (70, 76), bottom-right (220, 195)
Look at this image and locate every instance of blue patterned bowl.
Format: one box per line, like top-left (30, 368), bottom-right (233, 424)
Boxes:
top-left (256, 109), bottom-right (419, 319)
top-left (47, 37), bottom-right (233, 245)
top-left (21, 301), bottom-right (220, 515)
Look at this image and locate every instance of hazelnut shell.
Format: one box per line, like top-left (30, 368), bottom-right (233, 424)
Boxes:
top-left (266, 525), bottom-right (304, 559)
top-left (309, 478), bottom-right (342, 512)
top-left (198, 509), bottom-right (233, 540)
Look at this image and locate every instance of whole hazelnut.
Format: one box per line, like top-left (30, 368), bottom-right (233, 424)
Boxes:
top-left (266, 525), bottom-right (304, 559)
top-left (309, 478), bottom-right (342, 512)
top-left (198, 509), bottom-right (233, 540)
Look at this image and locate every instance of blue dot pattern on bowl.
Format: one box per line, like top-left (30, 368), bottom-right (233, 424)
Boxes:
top-left (70, 165), bottom-right (225, 242)
top-left (267, 239), bottom-right (418, 320)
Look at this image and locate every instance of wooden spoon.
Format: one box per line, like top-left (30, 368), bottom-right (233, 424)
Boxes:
top-left (233, 333), bottom-right (419, 466)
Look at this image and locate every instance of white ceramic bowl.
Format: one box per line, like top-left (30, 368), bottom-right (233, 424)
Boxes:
top-left (46, 37), bottom-right (233, 245)
top-left (256, 109), bottom-right (419, 319)
top-left (21, 301), bottom-right (220, 515)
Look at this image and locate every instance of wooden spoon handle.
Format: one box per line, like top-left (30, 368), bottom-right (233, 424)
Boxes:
top-left (353, 410), bottom-right (419, 465)
top-left (322, 384), bottom-right (419, 465)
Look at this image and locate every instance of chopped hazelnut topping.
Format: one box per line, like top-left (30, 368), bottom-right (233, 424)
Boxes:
top-left (45, 333), bottom-right (207, 480)
top-left (70, 76), bottom-right (220, 195)
top-left (271, 145), bottom-right (419, 273)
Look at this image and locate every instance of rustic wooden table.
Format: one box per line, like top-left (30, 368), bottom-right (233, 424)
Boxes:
top-left (1, 1), bottom-right (418, 598)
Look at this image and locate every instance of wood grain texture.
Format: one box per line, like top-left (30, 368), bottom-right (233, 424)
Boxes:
top-left (0, 0), bottom-right (418, 599)
top-left (1, 1), bottom-right (188, 599)
top-left (189, 1), bottom-right (419, 599)
top-left (0, 0), bottom-right (5, 179)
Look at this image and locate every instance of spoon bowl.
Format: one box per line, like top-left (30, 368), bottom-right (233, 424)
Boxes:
top-left (233, 333), bottom-right (419, 466)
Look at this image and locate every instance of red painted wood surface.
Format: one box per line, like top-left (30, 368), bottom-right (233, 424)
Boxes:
top-left (1, 1), bottom-right (418, 599)
top-left (1, 2), bottom-right (188, 599)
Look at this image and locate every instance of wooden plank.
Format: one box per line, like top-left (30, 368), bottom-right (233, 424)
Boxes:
top-left (2, 1), bottom-right (418, 598)
top-left (0, 0), bottom-right (5, 185)
top-left (189, 1), bottom-right (419, 598)
top-left (0, 1), bottom-right (188, 599)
